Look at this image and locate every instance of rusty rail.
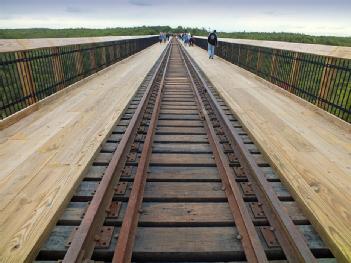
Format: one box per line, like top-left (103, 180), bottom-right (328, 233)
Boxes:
top-left (112, 43), bottom-right (171, 263)
top-left (62, 42), bottom-right (170, 263)
top-left (180, 44), bottom-right (269, 263)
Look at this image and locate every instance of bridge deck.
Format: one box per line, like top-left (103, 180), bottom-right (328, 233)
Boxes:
top-left (0, 44), bottom-right (165, 262)
top-left (185, 45), bottom-right (351, 261)
top-left (0, 40), bottom-right (350, 262)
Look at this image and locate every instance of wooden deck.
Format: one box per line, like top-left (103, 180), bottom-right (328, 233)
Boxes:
top-left (185, 45), bottom-right (351, 262)
top-left (0, 43), bottom-right (165, 262)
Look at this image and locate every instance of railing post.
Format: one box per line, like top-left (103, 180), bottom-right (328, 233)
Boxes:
top-left (15, 51), bottom-right (37, 105)
top-left (51, 47), bottom-right (65, 91)
top-left (74, 45), bottom-right (84, 80)
top-left (256, 47), bottom-right (261, 74)
top-left (238, 44), bottom-right (241, 65)
top-left (288, 53), bottom-right (301, 93)
top-left (89, 44), bottom-right (97, 73)
top-left (246, 47), bottom-right (250, 67)
top-left (270, 49), bottom-right (277, 82)
top-left (108, 45), bottom-right (115, 64)
top-left (317, 57), bottom-right (336, 108)
top-left (101, 45), bottom-right (107, 69)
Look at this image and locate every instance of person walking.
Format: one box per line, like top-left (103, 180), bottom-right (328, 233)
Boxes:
top-left (189, 35), bottom-right (195, 46)
top-left (207, 30), bottom-right (218, 59)
top-left (159, 32), bottom-right (164, 44)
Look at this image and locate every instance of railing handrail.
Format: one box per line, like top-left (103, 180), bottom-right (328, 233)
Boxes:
top-left (194, 37), bottom-right (351, 123)
top-left (195, 36), bottom-right (351, 60)
top-left (0, 36), bottom-right (159, 121)
top-left (0, 35), bottom-right (158, 53)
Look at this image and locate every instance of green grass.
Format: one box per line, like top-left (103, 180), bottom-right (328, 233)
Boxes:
top-left (0, 26), bottom-right (351, 47)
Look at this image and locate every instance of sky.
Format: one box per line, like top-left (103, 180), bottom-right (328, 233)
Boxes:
top-left (0, 0), bottom-right (350, 36)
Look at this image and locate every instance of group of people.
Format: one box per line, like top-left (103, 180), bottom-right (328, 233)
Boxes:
top-left (159, 29), bottom-right (218, 59)
top-left (179, 32), bottom-right (195, 46)
top-left (159, 32), bottom-right (171, 43)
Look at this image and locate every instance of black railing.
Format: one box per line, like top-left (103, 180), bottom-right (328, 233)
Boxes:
top-left (195, 37), bottom-right (351, 123)
top-left (0, 36), bottom-right (158, 119)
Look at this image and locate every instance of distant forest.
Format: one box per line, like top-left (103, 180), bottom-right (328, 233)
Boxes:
top-left (1, 26), bottom-right (351, 47)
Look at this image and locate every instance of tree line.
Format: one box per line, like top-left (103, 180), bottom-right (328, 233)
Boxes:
top-left (0, 26), bottom-right (350, 47)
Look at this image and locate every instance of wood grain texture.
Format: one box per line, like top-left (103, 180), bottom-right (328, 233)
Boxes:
top-left (186, 46), bottom-right (351, 262)
top-left (0, 43), bottom-right (165, 263)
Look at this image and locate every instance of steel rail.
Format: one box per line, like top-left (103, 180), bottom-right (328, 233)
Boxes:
top-left (62, 44), bottom-right (171, 263)
top-left (178, 44), bottom-right (268, 263)
top-left (112, 41), bottom-right (172, 263)
top-left (180, 43), bottom-right (317, 262)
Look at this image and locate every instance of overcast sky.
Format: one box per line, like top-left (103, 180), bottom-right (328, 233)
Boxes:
top-left (1, 0), bottom-right (350, 36)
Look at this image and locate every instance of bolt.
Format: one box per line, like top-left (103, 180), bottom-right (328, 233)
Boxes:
top-left (236, 234), bottom-right (242, 240)
top-left (257, 202), bottom-right (262, 206)
top-left (12, 244), bottom-right (20, 250)
top-left (138, 209), bottom-right (143, 213)
top-left (270, 227), bottom-right (275, 231)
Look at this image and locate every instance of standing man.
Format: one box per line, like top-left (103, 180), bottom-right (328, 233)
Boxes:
top-left (207, 30), bottom-right (218, 59)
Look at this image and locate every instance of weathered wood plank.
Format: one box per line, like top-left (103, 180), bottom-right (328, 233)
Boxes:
top-left (153, 134), bottom-right (208, 143)
top-left (152, 143), bottom-right (212, 153)
top-left (150, 153), bottom-right (216, 166)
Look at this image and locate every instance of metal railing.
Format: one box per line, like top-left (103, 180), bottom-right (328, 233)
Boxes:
top-left (0, 36), bottom-right (158, 119)
top-left (195, 38), bottom-right (351, 123)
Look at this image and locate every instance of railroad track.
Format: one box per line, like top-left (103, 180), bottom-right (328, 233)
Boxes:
top-left (36, 39), bottom-right (336, 262)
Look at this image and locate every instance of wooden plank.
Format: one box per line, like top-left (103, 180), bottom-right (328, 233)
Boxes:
top-left (152, 143), bottom-right (212, 153)
top-left (147, 166), bottom-right (219, 181)
top-left (59, 201), bottom-right (307, 225)
top-left (0, 44), bottom-right (165, 263)
top-left (156, 126), bottom-right (205, 134)
top-left (158, 114), bottom-right (201, 120)
top-left (150, 153), bottom-right (215, 166)
top-left (143, 182), bottom-right (226, 201)
top-left (74, 182), bottom-right (226, 201)
top-left (133, 227), bottom-right (243, 260)
top-left (157, 120), bottom-right (203, 127)
top-left (187, 46), bottom-right (351, 262)
top-left (153, 134), bottom-right (208, 143)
